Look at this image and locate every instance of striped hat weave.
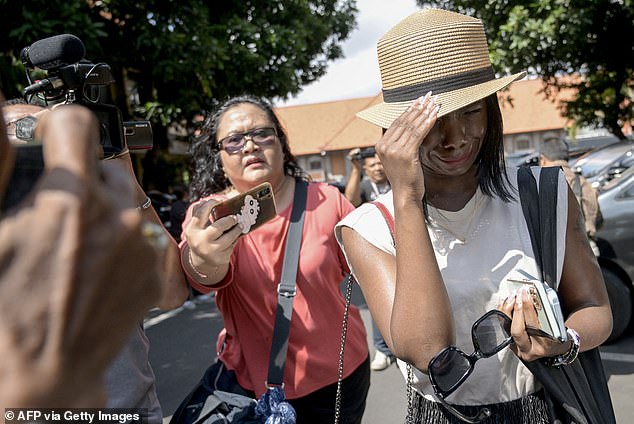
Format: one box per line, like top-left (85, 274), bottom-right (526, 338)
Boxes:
top-left (358, 9), bottom-right (526, 128)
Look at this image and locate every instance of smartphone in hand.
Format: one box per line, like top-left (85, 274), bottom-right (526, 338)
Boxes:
top-left (210, 182), bottom-right (277, 234)
top-left (506, 278), bottom-right (567, 342)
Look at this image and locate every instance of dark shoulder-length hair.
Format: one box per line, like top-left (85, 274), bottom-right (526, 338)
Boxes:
top-left (475, 93), bottom-right (514, 202)
top-left (188, 95), bottom-right (308, 202)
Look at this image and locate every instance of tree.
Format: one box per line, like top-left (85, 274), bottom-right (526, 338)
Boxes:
top-left (418, 0), bottom-right (634, 140)
top-left (0, 0), bottom-right (358, 139)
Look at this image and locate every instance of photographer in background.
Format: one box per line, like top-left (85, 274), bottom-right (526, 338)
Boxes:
top-left (345, 147), bottom-right (391, 207)
top-left (344, 147), bottom-right (395, 371)
top-left (0, 99), bottom-right (162, 407)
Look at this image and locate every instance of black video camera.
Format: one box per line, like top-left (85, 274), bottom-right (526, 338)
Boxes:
top-left (1, 34), bottom-right (153, 213)
top-left (351, 147), bottom-right (376, 162)
top-left (20, 34), bottom-right (153, 155)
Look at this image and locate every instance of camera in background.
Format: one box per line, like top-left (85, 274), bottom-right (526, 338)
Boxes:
top-left (351, 147), bottom-right (376, 162)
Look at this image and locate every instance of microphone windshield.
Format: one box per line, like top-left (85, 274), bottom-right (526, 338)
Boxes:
top-left (22, 34), bottom-right (85, 70)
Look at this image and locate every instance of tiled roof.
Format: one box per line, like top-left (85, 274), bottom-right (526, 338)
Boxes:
top-left (275, 95), bottom-right (383, 155)
top-left (499, 77), bottom-right (572, 134)
top-left (275, 77), bottom-right (572, 154)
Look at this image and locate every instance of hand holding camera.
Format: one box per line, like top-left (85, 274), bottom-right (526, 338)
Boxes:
top-left (348, 147), bottom-right (376, 162)
top-left (0, 103), bottom-right (162, 406)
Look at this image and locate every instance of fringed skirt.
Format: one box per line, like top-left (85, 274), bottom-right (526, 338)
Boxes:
top-left (409, 390), bottom-right (550, 424)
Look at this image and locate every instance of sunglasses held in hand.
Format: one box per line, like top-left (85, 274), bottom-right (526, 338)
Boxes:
top-left (428, 310), bottom-right (513, 423)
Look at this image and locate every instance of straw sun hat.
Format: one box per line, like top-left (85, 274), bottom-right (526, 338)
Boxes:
top-left (357, 9), bottom-right (526, 128)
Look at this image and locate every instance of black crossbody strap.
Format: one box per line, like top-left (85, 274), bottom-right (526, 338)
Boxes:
top-left (539, 167), bottom-right (560, 288)
top-left (517, 167), bottom-right (543, 278)
top-left (517, 166), bottom-right (560, 288)
top-left (267, 179), bottom-right (308, 387)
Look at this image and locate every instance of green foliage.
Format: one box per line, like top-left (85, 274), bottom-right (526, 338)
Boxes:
top-left (0, 0), bottom-right (357, 191)
top-left (418, 0), bottom-right (634, 139)
top-left (0, 0), bottom-right (357, 122)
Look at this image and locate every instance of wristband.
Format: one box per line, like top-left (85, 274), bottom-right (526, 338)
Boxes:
top-left (547, 327), bottom-right (580, 367)
top-left (137, 196), bottom-right (152, 211)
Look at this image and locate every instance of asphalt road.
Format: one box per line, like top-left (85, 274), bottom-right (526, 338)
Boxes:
top-left (147, 287), bottom-right (634, 423)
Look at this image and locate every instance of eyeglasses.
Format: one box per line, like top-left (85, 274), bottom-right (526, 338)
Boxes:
top-left (427, 309), bottom-right (513, 423)
top-left (217, 127), bottom-right (277, 154)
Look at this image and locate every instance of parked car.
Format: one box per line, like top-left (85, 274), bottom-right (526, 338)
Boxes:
top-left (570, 142), bottom-right (634, 191)
top-left (595, 165), bottom-right (634, 343)
top-left (505, 151), bottom-right (540, 168)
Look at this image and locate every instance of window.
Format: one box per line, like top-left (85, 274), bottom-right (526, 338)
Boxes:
top-left (309, 159), bottom-right (322, 171)
top-left (515, 139), bottom-right (531, 151)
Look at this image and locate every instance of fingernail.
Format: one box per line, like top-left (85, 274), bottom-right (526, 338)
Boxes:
top-left (521, 286), bottom-right (530, 302)
top-left (418, 91), bottom-right (432, 102)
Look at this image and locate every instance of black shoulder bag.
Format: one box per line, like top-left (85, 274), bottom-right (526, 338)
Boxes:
top-left (517, 166), bottom-right (616, 424)
top-left (170, 179), bottom-right (308, 424)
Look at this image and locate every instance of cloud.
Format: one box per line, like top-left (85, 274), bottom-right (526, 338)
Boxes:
top-left (279, 0), bottom-right (420, 107)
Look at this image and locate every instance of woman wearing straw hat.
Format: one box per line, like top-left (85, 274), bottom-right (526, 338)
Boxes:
top-left (335, 9), bottom-right (612, 423)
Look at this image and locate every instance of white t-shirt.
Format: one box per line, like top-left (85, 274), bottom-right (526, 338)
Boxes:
top-left (335, 166), bottom-right (568, 405)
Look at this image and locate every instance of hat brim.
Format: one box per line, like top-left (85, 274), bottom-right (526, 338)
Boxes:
top-left (357, 71), bottom-right (526, 128)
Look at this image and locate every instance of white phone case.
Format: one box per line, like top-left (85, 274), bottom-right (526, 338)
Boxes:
top-left (505, 279), bottom-right (566, 342)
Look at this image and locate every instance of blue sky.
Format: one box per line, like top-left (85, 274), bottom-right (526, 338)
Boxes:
top-left (279, 0), bottom-right (420, 107)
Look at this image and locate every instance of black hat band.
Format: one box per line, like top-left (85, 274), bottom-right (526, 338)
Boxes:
top-left (382, 66), bottom-right (496, 103)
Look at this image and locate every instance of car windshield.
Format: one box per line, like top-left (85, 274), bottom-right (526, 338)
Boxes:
top-left (572, 144), bottom-right (634, 178)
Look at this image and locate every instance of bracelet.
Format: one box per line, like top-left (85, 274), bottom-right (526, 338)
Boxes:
top-left (112, 147), bottom-right (130, 159)
top-left (187, 248), bottom-right (208, 279)
top-left (137, 196), bottom-right (152, 211)
top-left (547, 327), bottom-right (580, 367)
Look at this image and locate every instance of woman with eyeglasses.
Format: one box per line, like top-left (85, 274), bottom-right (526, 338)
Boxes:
top-left (174, 95), bottom-right (370, 424)
top-left (335, 9), bottom-right (612, 424)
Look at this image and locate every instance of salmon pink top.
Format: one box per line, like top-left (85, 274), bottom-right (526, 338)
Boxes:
top-left (180, 181), bottom-right (368, 398)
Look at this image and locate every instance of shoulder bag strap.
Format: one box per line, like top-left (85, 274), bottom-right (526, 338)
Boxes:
top-left (539, 167), bottom-right (560, 288)
top-left (517, 166), bottom-right (559, 287)
top-left (266, 179), bottom-right (308, 387)
top-left (372, 201), bottom-right (395, 245)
